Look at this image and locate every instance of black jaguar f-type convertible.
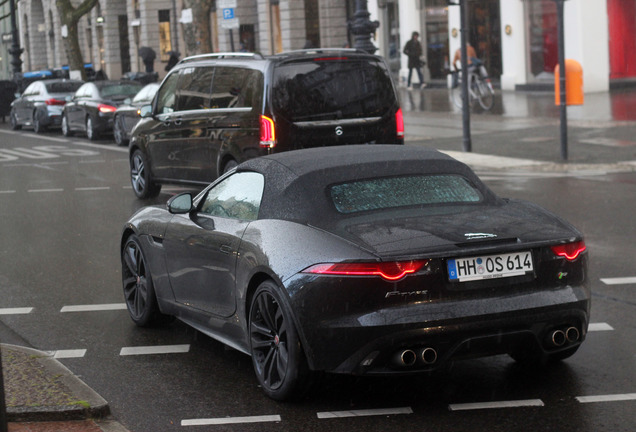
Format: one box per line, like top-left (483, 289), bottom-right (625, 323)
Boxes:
top-left (120, 145), bottom-right (590, 401)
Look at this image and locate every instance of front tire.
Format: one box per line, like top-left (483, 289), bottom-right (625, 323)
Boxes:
top-left (121, 234), bottom-right (172, 326)
top-left (61, 114), bottom-right (73, 137)
top-left (130, 148), bottom-right (161, 199)
top-left (113, 115), bottom-right (129, 146)
top-left (249, 281), bottom-right (311, 401)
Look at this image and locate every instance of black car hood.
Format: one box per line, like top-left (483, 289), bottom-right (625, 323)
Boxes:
top-left (329, 199), bottom-right (580, 258)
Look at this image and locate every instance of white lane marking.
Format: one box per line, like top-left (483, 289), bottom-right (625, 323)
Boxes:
top-left (72, 141), bottom-right (129, 153)
top-left (120, 344), bottom-right (191, 356)
top-left (576, 393), bottom-right (636, 404)
top-left (23, 134), bottom-right (72, 143)
top-left (449, 399), bottom-right (544, 411)
top-left (61, 303), bottom-right (127, 313)
top-left (317, 407), bottom-right (413, 419)
top-left (0, 190), bottom-right (16, 194)
top-left (0, 307), bottom-right (34, 315)
top-left (75, 186), bottom-right (111, 191)
top-left (182, 415), bottom-right (281, 426)
top-left (601, 277), bottom-right (636, 285)
top-left (52, 349), bottom-right (87, 359)
top-left (27, 188), bottom-right (64, 193)
top-left (588, 322), bottom-right (614, 331)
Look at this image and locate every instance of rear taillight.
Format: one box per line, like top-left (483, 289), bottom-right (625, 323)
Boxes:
top-left (260, 115), bottom-right (276, 148)
top-left (551, 241), bottom-right (586, 261)
top-left (396, 107), bottom-right (404, 139)
top-left (302, 260), bottom-right (429, 282)
top-left (98, 104), bottom-right (117, 114)
top-left (45, 98), bottom-right (66, 106)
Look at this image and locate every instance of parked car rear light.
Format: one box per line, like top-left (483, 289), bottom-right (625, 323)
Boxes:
top-left (551, 241), bottom-right (586, 261)
top-left (302, 260), bottom-right (429, 281)
top-left (45, 98), bottom-right (66, 106)
top-left (98, 104), bottom-right (117, 114)
top-left (260, 115), bottom-right (276, 148)
top-left (396, 107), bottom-right (404, 139)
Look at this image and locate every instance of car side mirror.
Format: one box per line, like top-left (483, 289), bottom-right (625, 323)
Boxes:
top-left (139, 104), bottom-right (153, 118)
top-left (167, 193), bottom-right (193, 214)
top-left (124, 97), bottom-right (132, 104)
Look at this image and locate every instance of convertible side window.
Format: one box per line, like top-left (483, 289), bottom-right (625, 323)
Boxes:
top-left (199, 172), bottom-right (264, 221)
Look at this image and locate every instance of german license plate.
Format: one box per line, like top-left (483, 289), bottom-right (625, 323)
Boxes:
top-left (447, 251), bottom-right (533, 282)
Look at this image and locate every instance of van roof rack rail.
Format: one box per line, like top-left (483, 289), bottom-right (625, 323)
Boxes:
top-left (277, 48), bottom-right (368, 56)
top-left (178, 52), bottom-right (265, 65)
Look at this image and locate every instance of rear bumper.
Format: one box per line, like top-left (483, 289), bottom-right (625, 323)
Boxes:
top-left (288, 275), bottom-right (590, 374)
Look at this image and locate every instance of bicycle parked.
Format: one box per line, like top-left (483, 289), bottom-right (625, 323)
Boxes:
top-left (450, 59), bottom-right (495, 111)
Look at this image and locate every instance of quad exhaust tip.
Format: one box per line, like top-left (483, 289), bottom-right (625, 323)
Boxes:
top-left (546, 325), bottom-right (581, 348)
top-left (393, 347), bottom-right (438, 367)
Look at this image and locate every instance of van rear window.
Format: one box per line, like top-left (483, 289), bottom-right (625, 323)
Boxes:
top-left (272, 59), bottom-right (395, 122)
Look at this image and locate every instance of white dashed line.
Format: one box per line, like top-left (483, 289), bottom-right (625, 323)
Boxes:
top-left (60, 303), bottom-right (127, 313)
top-left (120, 345), bottom-right (191, 356)
top-left (0, 307), bottom-right (34, 315)
top-left (449, 399), bottom-right (544, 411)
top-left (588, 322), bottom-right (614, 331)
top-left (75, 187), bottom-right (111, 191)
top-left (600, 277), bottom-right (636, 285)
top-left (181, 415), bottom-right (282, 426)
top-left (0, 190), bottom-right (16, 194)
top-left (27, 188), bottom-right (64, 193)
top-left (317, 407), bottom-right (413, 419)
top-left (576, 393), bottom-right (636, 404)
top-left (52, 349), bottom-right (87, 359)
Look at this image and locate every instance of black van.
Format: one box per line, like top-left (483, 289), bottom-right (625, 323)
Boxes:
top-left (129, 49), bottom-right (404, 199)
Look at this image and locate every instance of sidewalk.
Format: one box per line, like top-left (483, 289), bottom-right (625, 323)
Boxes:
top-left (2, 344), bottom-right (129, 432)
top-left (400, 86), bottom-right (636, 173)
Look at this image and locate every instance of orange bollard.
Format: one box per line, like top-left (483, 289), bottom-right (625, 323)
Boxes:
top-left (555, 59), bottom-right (584, 105)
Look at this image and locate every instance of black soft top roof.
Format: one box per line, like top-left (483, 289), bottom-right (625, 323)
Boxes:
top-left (237, 145), bottom-right (499, 223)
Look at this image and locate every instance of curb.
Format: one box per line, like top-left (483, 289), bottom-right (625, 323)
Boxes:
top-left (2, 343), bottom-right (110, 422)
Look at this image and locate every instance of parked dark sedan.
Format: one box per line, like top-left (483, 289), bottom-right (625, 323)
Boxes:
top-left (121, 145), bottom-right (590, 401)
top-left (10, 79), bottom-right (83, 132)
top-left (113, 83), bottom-right (159, 146)
top-left (62, 80), bottom-right (142, 140)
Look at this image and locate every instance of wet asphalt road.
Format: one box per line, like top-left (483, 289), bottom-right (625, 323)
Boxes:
top-left (0, 127), bottom-right (635, 432)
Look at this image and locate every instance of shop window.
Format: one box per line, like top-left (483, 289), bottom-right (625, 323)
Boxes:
top-left (159, 10), bottom-right (172, 62)
top-left (525, 0), bottom-right (558, 81)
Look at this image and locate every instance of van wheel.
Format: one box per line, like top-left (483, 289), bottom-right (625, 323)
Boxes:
top-left (130, 149), bottom-right (161, 199)
top-left (222, 159), bottom-right (238, 174)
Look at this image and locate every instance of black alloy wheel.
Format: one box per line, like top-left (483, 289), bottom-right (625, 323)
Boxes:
top-left (113, 115), bottom-right (128, 146)
top-left (61, 114), bottom-right (73, 137)
top-left (130, 149), bottom-right (161, 199)
top-left (121, 234), bottom-right (172, 326)
top-left (249, 281), bottom-right (310, 401)
top-left (9, 110), bottom-right (20, 130)
top-left (86, 116), bottom-right (97, 141)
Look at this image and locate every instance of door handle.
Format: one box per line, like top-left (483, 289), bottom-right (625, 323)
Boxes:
top-left (219, 244), bottom-right (233, 254)
top-left (174, 117), bottom-right (182, 126)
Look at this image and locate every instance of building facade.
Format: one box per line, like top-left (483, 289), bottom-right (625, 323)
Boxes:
top-left (6, 0), bottom-right (635, 93)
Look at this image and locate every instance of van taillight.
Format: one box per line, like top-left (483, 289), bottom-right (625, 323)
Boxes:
top-left (260, 115), bottom-right (276, 148)
top-left (396, 108), bottom-right (404, 139)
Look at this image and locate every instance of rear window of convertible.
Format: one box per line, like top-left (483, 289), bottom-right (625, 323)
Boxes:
top-left (330, 175), bottom-right (482, 214)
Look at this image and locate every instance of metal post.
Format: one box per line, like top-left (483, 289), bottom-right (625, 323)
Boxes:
top-left (555, 0), bottom-right (568, 161)
top-left (459, 0), bottom-right (471, 152)
top-left (348, 0), bottom-right (379, 54)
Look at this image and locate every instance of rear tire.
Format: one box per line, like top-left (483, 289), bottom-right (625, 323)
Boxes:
top-left (130, 148), bottom-right (161, 199)
top-left (33, 111), bottom-right (46, 133)
top-left (86, 116), bottom-right (98, 141)
top-left (121, 234), bottom-right (173, 326)
top-left (10, 110), bottom-right (21, 130)
top-left (249, 281), bottom-right (312, 401)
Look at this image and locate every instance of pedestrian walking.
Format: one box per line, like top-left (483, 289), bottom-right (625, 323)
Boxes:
top-left (403, 31), bottom-right (426, 89)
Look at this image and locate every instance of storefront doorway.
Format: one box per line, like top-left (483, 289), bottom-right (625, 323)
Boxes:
top-left (468, 0), bottom-right (501, 78)
top-left (607, 0), bottom-right (636, 79)
top-left (425, 0), bottom-right (449, 80)
top-left (524, 0), bottom-right (558, 83)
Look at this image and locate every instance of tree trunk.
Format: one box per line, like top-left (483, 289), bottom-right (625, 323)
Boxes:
top-left (56, 0), bottom-right (99, 80)
top-left (183, 0), bottom-right (213, 56)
